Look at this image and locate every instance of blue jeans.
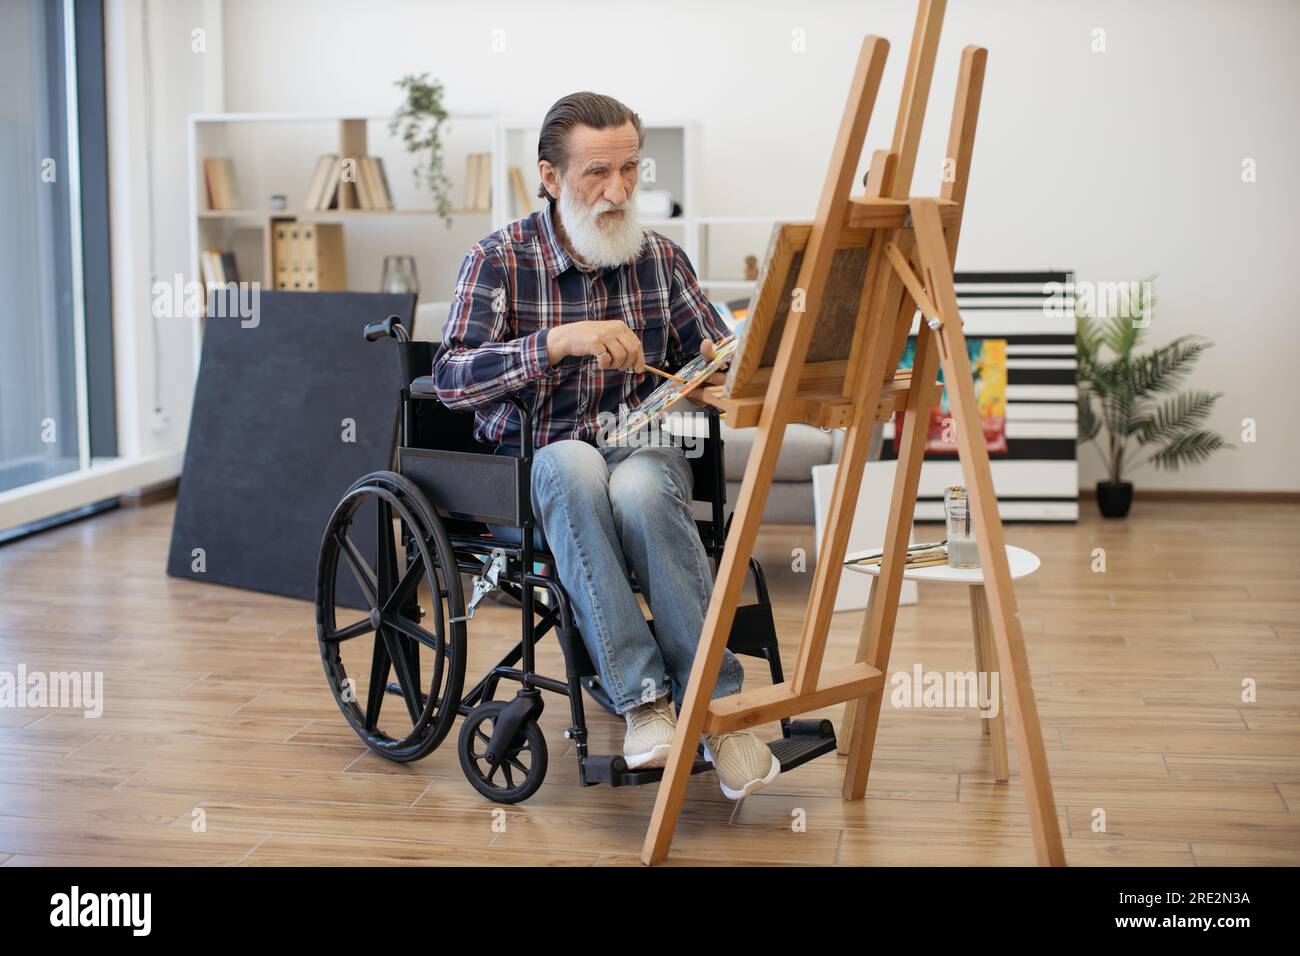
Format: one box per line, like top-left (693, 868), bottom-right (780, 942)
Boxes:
top-left (487, 437), bottom-right (744, 715)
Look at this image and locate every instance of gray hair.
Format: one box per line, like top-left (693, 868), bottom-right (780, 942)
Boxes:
top-left (536, 91), bottom-right (644, 202)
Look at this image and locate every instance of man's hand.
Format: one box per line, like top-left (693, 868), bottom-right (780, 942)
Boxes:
top-left (687, 337), bottom-right (729, 406)
top-left (546, 320), bottom-right (645, 371)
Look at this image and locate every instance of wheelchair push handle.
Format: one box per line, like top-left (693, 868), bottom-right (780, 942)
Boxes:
top-left (363, 314), bottom-right (410, 343)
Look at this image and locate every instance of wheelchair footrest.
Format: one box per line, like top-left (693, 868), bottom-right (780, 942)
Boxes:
top-left (770, 718), bottom-right (838, 774)
top-left (580, 753), bottom-right (713, 788)
top-left (581, 719), bottom-right (837, 788)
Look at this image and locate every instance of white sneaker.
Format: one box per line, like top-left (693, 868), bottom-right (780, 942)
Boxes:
top-left (623, 694), bottom-right (677, 769)
top-left (701, 730), bottom-right (780, 800)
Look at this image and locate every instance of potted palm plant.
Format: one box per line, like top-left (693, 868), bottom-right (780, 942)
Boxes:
top-left (1075, 281), bottom-right (1231, 517)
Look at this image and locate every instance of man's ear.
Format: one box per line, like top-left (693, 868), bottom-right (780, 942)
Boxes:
top-left (538, 161), bottom-right (561, 201)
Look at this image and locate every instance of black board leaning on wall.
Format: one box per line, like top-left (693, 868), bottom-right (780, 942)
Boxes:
top-left (166, 291), bottom-right (417, 604)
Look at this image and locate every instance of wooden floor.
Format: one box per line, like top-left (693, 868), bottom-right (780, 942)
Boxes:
top-left (0, 494), bottom-right (1296, 866)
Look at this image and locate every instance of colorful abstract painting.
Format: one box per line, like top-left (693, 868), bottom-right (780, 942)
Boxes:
top-left (893, 337), bottom-right (1008, 456)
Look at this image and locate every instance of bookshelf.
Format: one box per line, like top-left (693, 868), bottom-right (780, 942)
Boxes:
top-left (188, 112), bottom-right (801, 362)
top-left (187, 111), bottom-right (499, 367)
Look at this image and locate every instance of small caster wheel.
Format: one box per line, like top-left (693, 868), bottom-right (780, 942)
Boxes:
top-left (458, 701), bottom-right (547, 803)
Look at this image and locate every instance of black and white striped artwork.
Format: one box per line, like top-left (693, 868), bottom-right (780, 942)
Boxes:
top-left (880, 271), bottom-right (1078, 522)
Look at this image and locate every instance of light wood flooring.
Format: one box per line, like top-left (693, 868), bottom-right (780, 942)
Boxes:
top-left (0, 495), bottom-right (1296, 866)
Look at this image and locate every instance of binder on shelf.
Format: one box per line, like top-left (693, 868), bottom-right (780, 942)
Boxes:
top-left (309, 223), bottom-right (347, 289)
top-left (273, 222), bottom-right (290, 290)
top-left (288, 223), bottom-right (303, 289)
top-left (273, 220), bottom-right (345, 291)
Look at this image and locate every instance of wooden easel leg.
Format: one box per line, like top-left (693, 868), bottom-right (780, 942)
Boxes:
top-left (970, 585), bottom-right (1009, 782)
top-left (841, 316), bottom-right (939, 800)
top-left (910, 197), bottom-right (1065, 865)
top-left (639, 437), bottom-right (771, 866)
top-left (838, 577), bottom-right (878, 755)
top-left (969, 586), bottom-right (989, 735)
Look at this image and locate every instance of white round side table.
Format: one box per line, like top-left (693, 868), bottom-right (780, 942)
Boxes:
top-left (843, 544), bottom-right (1041, 783)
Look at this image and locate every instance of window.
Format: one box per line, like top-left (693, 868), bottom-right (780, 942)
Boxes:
top-left (0, 0), bottom-right (114, 497)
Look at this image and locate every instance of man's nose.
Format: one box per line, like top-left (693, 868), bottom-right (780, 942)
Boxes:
top-left (605, 178), bottom-right (629, 206)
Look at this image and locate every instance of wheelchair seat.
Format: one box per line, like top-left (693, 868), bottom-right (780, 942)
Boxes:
top-left (408, 374), bottom-right (438, 397)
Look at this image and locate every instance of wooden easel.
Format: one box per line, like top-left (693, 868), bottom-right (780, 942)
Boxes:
top-left (641, 0), bottom-right (1066, 866)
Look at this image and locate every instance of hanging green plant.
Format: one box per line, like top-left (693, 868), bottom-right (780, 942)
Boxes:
top-left (389, 73), bottom-right (454, 228)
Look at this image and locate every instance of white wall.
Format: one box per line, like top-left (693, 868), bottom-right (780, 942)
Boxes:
top-left (175, 0), bottom-right (1300, 491)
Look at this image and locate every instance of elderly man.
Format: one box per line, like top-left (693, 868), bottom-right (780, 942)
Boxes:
top-left (432, 92), bottom-right (778, 800)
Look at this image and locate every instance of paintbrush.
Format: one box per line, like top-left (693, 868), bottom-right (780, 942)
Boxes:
top-left (640, 363), bottom-right (688, 384)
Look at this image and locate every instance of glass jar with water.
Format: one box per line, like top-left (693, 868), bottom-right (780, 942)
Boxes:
top-left (944, 485), bottom-right (980, 569)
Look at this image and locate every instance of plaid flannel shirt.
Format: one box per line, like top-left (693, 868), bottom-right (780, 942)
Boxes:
top-left (431, 203), bottom-right (730, 451)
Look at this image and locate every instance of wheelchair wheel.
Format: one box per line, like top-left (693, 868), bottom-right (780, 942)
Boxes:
top-left (316, 471), bottom-right (467, 762)
top-left (457, 701), bottom-right (548, 804)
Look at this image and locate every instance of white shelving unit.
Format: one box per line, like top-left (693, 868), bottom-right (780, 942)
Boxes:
top-left (187, 111), bottom-right (500, 364)
top-left (188, 112), bottom-right (808, 357)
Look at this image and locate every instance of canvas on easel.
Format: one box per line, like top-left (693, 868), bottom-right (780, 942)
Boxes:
top-left (640, 0), bottom-right (1066, 867)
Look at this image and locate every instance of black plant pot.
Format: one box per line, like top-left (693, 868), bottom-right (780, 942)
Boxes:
top-left (1096, 481), bottom-right (1134, 519)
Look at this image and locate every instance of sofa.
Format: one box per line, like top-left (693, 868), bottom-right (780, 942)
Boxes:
top-left (719, 422), bottom-right (845, 525)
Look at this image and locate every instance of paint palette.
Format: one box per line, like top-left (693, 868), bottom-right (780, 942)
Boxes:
top-left (598, 334), bottom-right (738, 447)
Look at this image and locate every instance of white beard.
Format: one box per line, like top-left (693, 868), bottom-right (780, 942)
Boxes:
top-left (556, 185), bottom-right (646, 269)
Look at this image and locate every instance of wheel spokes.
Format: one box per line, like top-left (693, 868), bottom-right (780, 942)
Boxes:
top-left (381, 627), bottom-right (425, 725)
top-left (386, 612), bottom-right (443, 653)
top-left (375, 497), bottom-right (398, 603)
top-left (364, 632), bottom-right (392, 731)
top-left (470, 715), bottom-right (533, 792)
top-left (336, 532), bottom-right (378, 606)
top-left (328, 618), bottom-right (375, 644)
top-left (382, 559), bottom-right (425, 616)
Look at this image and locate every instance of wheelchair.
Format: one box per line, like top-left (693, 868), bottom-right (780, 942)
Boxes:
top-left (314, 313), bottom-right (838, 803)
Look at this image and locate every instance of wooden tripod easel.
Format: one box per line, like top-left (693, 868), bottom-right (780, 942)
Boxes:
top-left (641, 0), bottom-right (1066, 866)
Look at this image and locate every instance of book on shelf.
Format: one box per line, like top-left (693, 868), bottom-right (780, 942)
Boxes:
top-left (319, 158), bottom-right (344, 211)
top-left (475, 154), bottom-right (491, 210)
top-left (463, 154), bottom-right (479, 210)
top-left (464, 153), bottom-right (491, 211)
top-left (373, 157), bottom-right (394, 210)
top-left (304, 154), bottom-right (394, 211)
top-left (509, 166), bottom-right (531, 215)
top-left (202, 158), bottom-right (241, 210)
top-left (200, 249), bottom-right (241, 317)
top-left (199, 249), bottom-right (222, 294)
top-left (302, 154), bottom-right (336, 211)
top-left (360, 157), bottom-right (393, 210)
top-left (200, 248), bottom-right (240, 287)
top-left (353, 158), bottom-right (374, 210)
